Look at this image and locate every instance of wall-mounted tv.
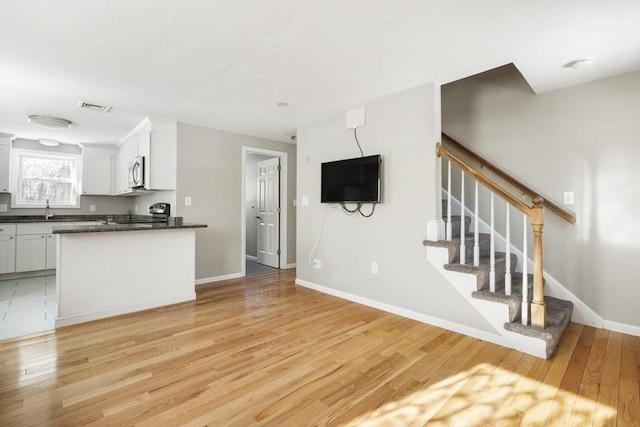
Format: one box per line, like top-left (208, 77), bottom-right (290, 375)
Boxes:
top-left (321, 154), bottom-right (381, 203)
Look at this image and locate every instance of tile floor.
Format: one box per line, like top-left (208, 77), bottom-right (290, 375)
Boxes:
top-left (0, 275), bottom-right (56, 340)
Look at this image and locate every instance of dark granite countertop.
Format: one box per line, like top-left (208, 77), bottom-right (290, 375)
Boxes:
top-left (52, 223), bottom-right (207, 234)
top-left (1, 214), bottom-right (141, 223)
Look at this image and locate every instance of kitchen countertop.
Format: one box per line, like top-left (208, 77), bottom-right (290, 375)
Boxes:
top-left (52, 222), bottom-right (207, 234)
top-left (1, 214), bottom-right (147, 223)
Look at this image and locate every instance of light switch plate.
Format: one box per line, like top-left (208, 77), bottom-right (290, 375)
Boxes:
top-left (185, 196), bottom-right (192, 206)
top-left (89, 204), bottom-right (96, 212)
top-left (0, 204), bottom-right (7, 212)
top-left (302, 196), bottom-right (309, 206)
top-left (563, 192), bottom-right (574, 205)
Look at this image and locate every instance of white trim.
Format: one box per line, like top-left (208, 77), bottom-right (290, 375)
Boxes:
top-left (443, 189), bottom-right (604, 328)
top-left (241, 146), bottom-right (289, 276)
top-left (285, 263), bottom-right (297, 269)
top-left (195, 272), bottom-right (243, 286)
top-left (55, 292), bottom-right (195, 327)
top-left (245, 255), bottom-right (257, 261)
top-left (603, 320), bottom-right (640, 337)
top-left (295, 278), bottom-right (510, 348)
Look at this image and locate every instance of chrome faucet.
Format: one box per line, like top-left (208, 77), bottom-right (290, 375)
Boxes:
top-left (45, 199), bottom-right (55, 220)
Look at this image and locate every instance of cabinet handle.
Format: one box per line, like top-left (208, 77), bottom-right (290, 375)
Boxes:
top-left (9, 236), bottom-right (13, 240)
top-left (41, 235), bottom-right (45, 238)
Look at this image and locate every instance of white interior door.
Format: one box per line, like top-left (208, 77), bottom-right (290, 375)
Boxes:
top-left (256, 157), bottom-right (280, 268)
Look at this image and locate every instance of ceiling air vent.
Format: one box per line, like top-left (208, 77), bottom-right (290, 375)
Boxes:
top-left (77, 100), bottom-right (112, 113)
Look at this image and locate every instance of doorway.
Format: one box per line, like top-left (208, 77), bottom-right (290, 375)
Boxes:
top-left (241, 147), bottom-right (289, 276)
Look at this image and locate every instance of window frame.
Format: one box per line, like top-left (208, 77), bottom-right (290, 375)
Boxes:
top-left (10, 148), bottom-right (82, 209)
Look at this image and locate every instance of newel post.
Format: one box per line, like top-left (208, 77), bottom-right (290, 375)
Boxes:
top-left (530, 197), bottom-right (546, 329)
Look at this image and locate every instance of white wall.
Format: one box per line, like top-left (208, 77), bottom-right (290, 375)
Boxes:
top-left (176, 123), bottom-right (296, 281)
top-left (297, 82), bottom-right (495, 332)
top-left (442, 67), bottom-right (640, 328)
top-left (245, 153), bottom-right (275, 257)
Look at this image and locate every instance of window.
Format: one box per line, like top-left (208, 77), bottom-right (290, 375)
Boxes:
top-left (11, 149), bottom-right (81, 208)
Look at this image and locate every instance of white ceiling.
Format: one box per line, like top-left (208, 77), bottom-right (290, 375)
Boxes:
top-left (1, 1), bottom-right (639, 146)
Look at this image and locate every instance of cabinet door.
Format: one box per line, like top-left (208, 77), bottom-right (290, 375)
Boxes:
top-left (15, 234), bottom-right (47, 272)
top-left (46, 233), bottom-right (57, 269)
top-left (82, 150), bottom-right (114, 195)
top-left (0, 143), bottom-right (10, 193)
top-left (116, 140), bottom-right (136, 194)
top-left (0, 235), bottom-right (16, 274)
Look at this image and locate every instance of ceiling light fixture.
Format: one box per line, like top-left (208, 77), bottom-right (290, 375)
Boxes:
top-left (38, 138), bottom-right (60, 147)
top-left (28, 115), bottom-right (73, 129)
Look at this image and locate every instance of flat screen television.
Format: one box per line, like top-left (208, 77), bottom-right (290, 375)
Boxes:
top-left (321, 155), bottom-right (381, 203)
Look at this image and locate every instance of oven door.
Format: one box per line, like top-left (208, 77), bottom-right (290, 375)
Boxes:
top-left (128, 156), bottom-right (145, 188)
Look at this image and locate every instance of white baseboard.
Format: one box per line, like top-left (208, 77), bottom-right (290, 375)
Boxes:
top-left (55, 292), bottom-right (196, 328)
top-left (295, 278), bottom-right (509, 348)
top-left (284, 263), bottom-right (297, 269)
top-left (195, 272), bottom-right (243, 286)
top-left (603, 320), bottom-right (640, 337)
top-left (245, 255), bottom-right (257, 261)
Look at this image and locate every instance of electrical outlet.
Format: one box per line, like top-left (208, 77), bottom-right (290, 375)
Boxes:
top-left (185, 196), bottom-right (192, 206)
top-left (302, 196), bottom-right (309, 206)
top-left (371, 262), bottom-right (378, 274)
top-left (134, 204), bottom-right (138, 212)
top-left (89, 204), bottom-right (96, 212)
top-left (0, 204), bottom-right (7, 212)
top-left (313, 258), bottom-right (321, 269)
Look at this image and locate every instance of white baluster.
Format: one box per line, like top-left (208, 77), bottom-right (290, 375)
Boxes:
top-left (489, 192), bottom-right (495, 292)
top-left (522, 214), bottom-right (529, 325)
top-left (447, 160), bottom-right (452, 241)
top-left (505, 203), bottom-right (512, 296)
top-left (460, 171), bottom-right (466, 265)
top-left (473, 181), bottom-right (479, 266)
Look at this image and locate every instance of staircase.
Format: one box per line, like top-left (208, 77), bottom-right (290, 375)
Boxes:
top-left (425, 134), bottom-right (576, 359)
top-left (424, 202), bottom-right (573, 359)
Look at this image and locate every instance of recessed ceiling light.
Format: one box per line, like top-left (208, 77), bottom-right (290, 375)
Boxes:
top-left (28, 115), bottom-right (73, 129)
top-left (38, 138), bottom-right (60, 147)
top-left (277, 102), bottom-right (289, 107)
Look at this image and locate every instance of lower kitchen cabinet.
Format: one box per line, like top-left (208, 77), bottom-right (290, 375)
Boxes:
top-left (46, 233), bottom-right (57, 269)
top-left (0, 234), bottom-right (16, 274)
top-left (15, 234), bottom-right (47, 272)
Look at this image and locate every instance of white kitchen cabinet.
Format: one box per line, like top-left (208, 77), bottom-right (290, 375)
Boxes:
top-left (0, 224), bottom-right (16, 274)
top-left (13, 222), bottom-right (64, 273)
top-left (116, 119), bottom-right (176, 194)
top-left (16, 234), bottom-right (47, 272)
top-left (46, 233), bottom-right (57, 269)
top-left (82, 147), bottom-right (115, 195)
top-left (0, 135), bottom-right (11, 193)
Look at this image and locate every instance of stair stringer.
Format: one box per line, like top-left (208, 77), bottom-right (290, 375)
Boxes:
top-left (426, 245), bottom-right (547, 358)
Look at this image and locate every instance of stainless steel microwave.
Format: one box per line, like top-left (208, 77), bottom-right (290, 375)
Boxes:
top-left (128, 156), bottom-right (145, 188)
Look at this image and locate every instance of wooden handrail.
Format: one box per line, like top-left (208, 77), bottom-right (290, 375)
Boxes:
top-left (436, 143), bottom-right (534, 217)
top-left (442, 133), bottom-right (575, 224)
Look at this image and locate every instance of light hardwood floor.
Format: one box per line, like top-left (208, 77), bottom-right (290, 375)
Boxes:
top-left (1, 269), bottom-right (638, 426)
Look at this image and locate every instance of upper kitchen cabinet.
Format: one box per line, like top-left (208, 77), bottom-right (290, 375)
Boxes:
top-left (117, 119), bottom-right (177, 194)
top-left (81, 147), bottom-right (116, 195)
top-left (0, 133), bottom-right (12, 193)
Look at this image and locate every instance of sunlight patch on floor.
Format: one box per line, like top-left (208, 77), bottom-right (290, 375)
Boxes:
top-left (346, 363), bottom-right (617, 426)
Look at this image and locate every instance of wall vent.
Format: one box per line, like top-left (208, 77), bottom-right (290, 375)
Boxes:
top-left (77, 100), bottom-right (112, 113)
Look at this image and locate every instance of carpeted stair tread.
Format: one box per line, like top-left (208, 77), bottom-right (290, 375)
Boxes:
top-left (442, 252), bottom-right (518, 291)
top-left (423, 233), bottom-right (491, 263)
top-left (503, 296), bottom-right (574, 359)
top-left (445, 216), bottom-right (472, 238)
top-left (471, 273), bottom-right (535, 322)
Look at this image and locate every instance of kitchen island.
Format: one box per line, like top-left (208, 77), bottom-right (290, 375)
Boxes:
top-left (52, 222), bottom-right (206, 327)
